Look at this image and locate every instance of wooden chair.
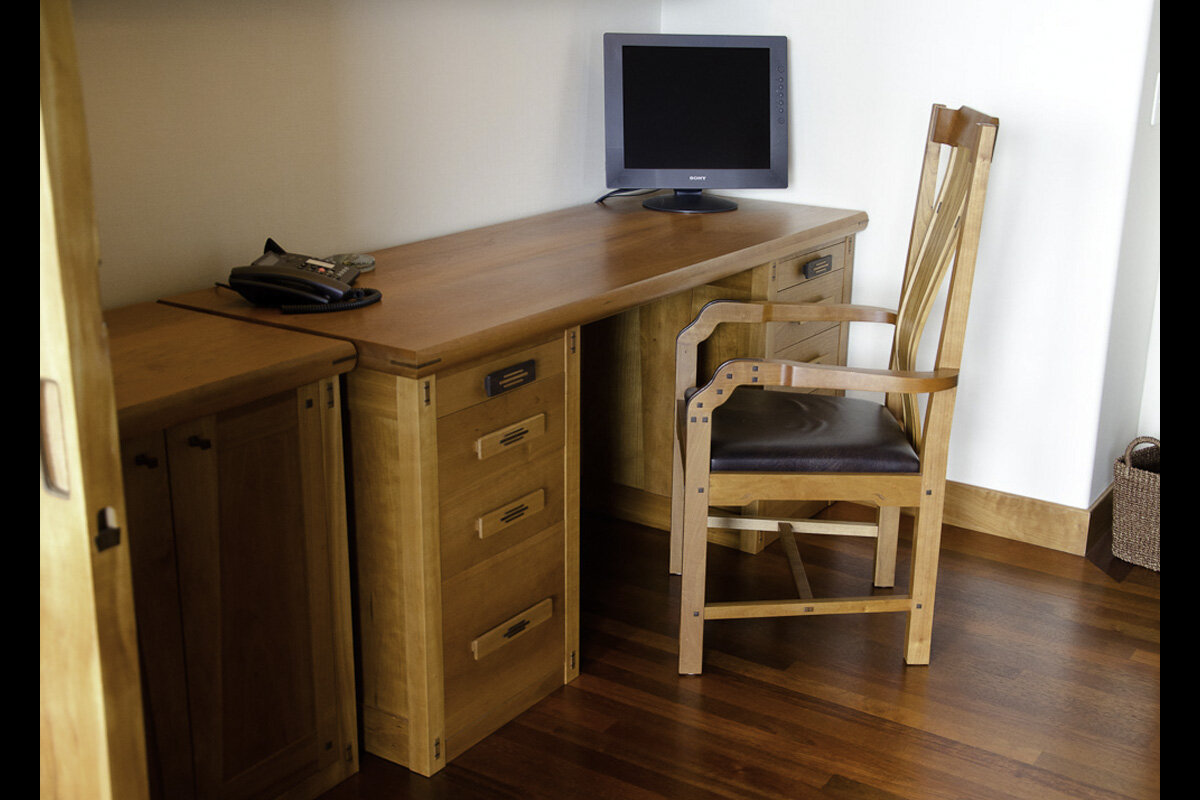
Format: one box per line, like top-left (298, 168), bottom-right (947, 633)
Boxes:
top-left (670, 104), bottom-right (998, 675)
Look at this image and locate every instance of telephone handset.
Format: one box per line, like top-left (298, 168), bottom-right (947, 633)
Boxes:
top-left (224, 239), bottom-right (382, 313)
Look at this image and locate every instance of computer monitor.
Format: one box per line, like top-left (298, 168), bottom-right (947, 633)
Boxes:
top-left (603, 32), bottom-right (789, 213)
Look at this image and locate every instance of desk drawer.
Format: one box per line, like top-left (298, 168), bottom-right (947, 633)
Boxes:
top-left (436, 374), bottom-right (565, 493)
top-left (773, 325), bottom-right (841, 368)
top-left (436, 338), bottom-right (564, 418)
top-left (770, 268), bottom-right (844, 353)
top-left (439, 448), bottom-right (564, 581)
top-left (441, 523), bottom-right (565, 756)
top-left (775, 242), bottom-right (847, 293)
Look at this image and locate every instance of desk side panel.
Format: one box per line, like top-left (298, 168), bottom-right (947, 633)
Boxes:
top-left (345, 369), bottom-right (446, 775)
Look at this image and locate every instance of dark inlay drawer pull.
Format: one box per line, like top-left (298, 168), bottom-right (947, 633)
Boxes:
top-left (476, 489), bottom-right (546, 539)
top-left (802, 254), bottom-right (834, 279)
top-left (470, 598), bottom-right (554, 660)
top-left (475, 413), bottom-right (546, 459)
top-left (484, 359), bottom-right (536, 397)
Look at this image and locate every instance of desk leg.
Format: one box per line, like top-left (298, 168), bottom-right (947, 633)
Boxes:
top-left (564, 326), bottom-right (581, 683)
top-left (345, 368), bottom-right (446, 777)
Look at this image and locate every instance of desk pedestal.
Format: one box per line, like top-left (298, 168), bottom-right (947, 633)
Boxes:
top-left (347, 330), bottom-right (580, 776)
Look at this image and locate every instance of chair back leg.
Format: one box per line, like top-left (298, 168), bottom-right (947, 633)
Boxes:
top-left (873, 506), bottom-right (901, 588)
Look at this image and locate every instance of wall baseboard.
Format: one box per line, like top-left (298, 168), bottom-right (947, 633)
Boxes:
top-left (939, 481), bottom-right (1091, 556)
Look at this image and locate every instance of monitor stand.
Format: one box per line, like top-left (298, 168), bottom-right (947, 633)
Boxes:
top-left (643, 189), bottom-right (737, 214)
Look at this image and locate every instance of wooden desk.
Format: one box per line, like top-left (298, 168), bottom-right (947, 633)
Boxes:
top-left (162, 199), bottom-right (867, 377)
top-left (162, 197), bottom-right (868, 775)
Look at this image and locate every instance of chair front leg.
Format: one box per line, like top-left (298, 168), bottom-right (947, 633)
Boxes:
top-left (677, 474), bottom-right (710, 674)
top-left (678, 411), bottom-right (713, 675)
top-left (905, 390), bottom-right (954, 664)
top-left (669, 417), bottom-right (686, 575)
top-left (903, 491), bottom-right (945, 664)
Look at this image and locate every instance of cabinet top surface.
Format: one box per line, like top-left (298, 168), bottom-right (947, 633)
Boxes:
top-left (105, 301), bottom-right (357, 436)
top-left (161, 198), bottom-right (867, 376)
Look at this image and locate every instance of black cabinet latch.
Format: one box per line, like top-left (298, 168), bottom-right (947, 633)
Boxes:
top-left (95, 507), bottom-right (121, 552)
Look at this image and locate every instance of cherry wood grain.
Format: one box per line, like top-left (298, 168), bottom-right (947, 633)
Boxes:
top-left (160, 199), bottom-right (867, 376)
top-left (105, 302), bottom-right (356, 438)
top-left (316, 505), bottom-right (1159, 800)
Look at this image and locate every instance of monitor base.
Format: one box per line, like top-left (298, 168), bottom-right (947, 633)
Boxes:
top-left (643, 190), bottom-right (737, 214)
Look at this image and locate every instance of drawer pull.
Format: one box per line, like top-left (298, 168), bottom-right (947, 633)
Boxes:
top-left (475, 413), bottom-right (546, 460)
top-left (470, 598), bottom-right (554, 660)
top-left (802, 254), bottom-right (834, 278)
top-left (503, 619), bottom-right (530, 638)
top-left (501, 428), bottom-right (530, 446)
top-left (476, 489), bottom-right (546, 539)
top-left (485, 359), bottom-right (536, 397)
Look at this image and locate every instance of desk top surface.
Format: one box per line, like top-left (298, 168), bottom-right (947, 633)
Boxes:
top-left (106, 301), bottom-right (357, 437)
top-left (161, 197), bottom-right (867, 377)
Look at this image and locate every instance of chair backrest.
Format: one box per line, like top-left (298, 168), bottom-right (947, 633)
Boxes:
top-left (887, 104), bottom-right (998, 445)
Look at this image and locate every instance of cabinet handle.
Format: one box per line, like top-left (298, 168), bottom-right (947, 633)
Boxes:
top-left (187, 435), bottom-right (212, 450)
top-left (134, 453), bottom-right (159, 468)
top-left (94, 506), bottom-right (121, 552)
top-left (484, 359), bottom-right (536, 397)
top-left (802, 254), bottom-right (834, 278)
top-left (470, 598), bottom-right (554, 660)
top-left (476, 489), bottom-right (545, 539)
top-left (474, 413), bottom-right (545, 460)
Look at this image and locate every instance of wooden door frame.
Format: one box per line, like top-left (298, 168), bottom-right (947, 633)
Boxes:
top-left (40, 1), bottom-right (149, 797)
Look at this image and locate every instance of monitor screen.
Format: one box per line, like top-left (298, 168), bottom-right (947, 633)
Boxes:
top-left (603, 33), bottom-right (788, 213)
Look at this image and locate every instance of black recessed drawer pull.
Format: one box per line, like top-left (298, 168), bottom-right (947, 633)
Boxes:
top-left (802, 254), bottom-right (834, 279)
top-left (484, 359), bottom-right (536, 397)
top-left (503, 619), bottom-right (531, 639)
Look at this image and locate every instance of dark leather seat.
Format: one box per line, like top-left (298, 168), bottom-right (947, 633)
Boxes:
top-left (709, 388), bottom-right (919, 473)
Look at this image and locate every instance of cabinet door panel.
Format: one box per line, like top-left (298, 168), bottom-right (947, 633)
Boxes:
top-left (167, 390), bottom-right (339, 799)
top-left (121, 433), bottom-right (196, 800)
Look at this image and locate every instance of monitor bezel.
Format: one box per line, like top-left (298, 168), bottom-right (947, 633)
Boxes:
top-left (603, 32), bottom-right (789, 194)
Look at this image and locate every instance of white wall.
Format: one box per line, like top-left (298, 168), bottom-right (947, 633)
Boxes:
top-left (72, 0), bottom-right (660, 309)
top-left (662, 0), bottom-right (1159, 510)
top-left (1093, 0), bottom-right (1160, 496)
top-left (73, 0), bottom-right (1158, 512)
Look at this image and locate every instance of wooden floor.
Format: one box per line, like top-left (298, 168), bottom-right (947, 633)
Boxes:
top-left (318, 504), bottom-right (1160, 800)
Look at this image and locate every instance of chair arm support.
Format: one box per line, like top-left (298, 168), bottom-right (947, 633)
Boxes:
top-left (688, 358), bottom-right (958, 411)
top-left (677, 299), bottom-right (897, 347)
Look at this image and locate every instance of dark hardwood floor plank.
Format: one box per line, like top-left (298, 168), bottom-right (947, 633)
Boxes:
top-left (319, 508), bottom-right (1160, 800)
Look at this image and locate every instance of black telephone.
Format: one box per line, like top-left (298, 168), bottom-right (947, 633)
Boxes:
top-left (225, 239), bottom-right (382, 313)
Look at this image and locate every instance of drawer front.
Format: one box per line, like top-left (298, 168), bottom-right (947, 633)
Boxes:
top-left (436, 338), bottom-right (564, 419)
top-left (773, 325), bottom-right (842, 368)
top-left (439, 447), bottom-right (564, 581)
top-left (441, 523), bottom-right (565, 748)
top-left (774, 242), bottom-right (847, 294)
top-left (770, 268), bottom-right (845, 353)
top-left (436, 373), bottom-right (566, 495)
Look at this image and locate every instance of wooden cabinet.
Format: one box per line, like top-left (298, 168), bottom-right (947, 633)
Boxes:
top-left (582, 235), bottom-right (857, 542)
top-left (107, 303), bottom-right (359, 800)
top-left (348, 330), bottom-right (579, 776)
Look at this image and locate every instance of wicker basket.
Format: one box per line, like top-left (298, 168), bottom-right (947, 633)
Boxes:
top-left (1111, 436), bottom-right (1160, 571)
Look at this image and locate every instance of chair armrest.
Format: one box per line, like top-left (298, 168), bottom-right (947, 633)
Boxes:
top-left (688, 358), bottom-right (958, 410)
top-left (677, 299), bottom-right (897, 347)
